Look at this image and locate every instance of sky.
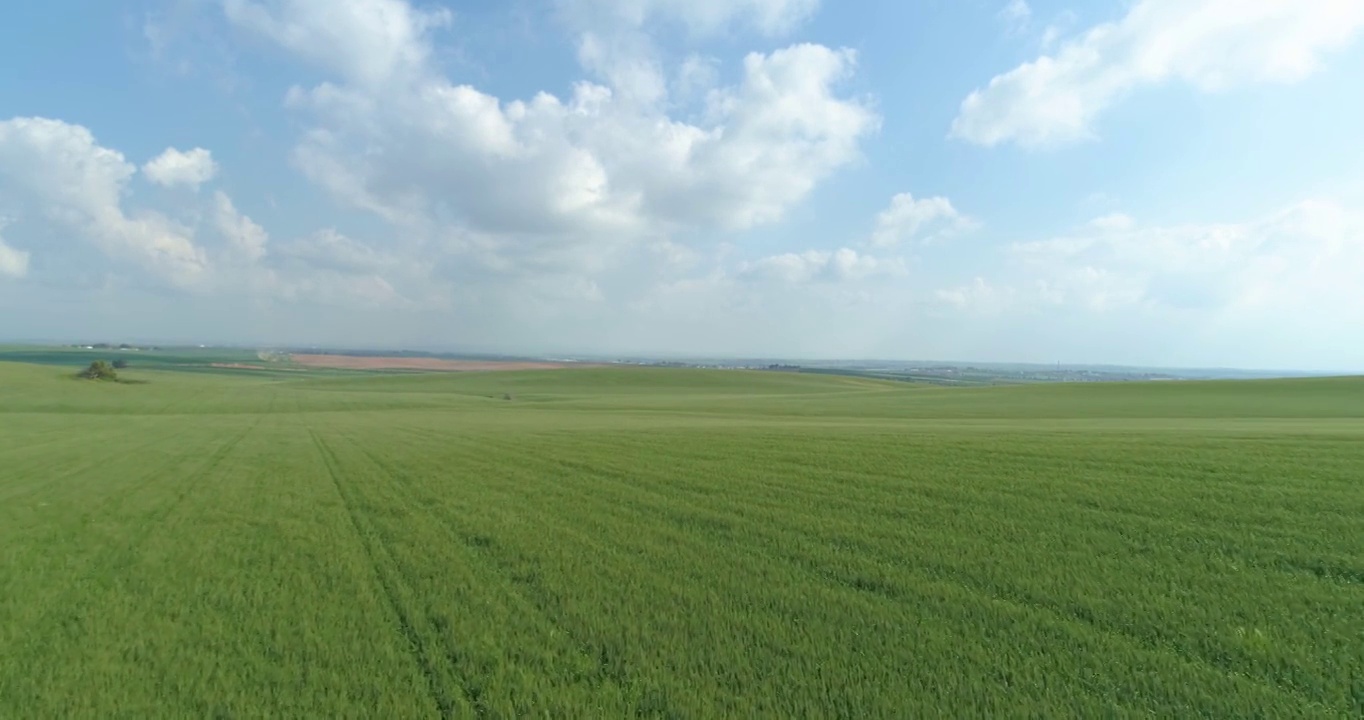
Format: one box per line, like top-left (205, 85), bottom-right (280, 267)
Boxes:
top-left (1, 0), bottom-right (1363, 370)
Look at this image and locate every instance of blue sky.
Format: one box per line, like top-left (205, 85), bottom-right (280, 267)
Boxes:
top-left (2, 0), bottom-right (1363, 370)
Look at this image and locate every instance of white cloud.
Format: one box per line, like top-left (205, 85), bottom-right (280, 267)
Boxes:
top-left (0, 116), bottom-right (414, 307)
top-left (561, 0), bottom-right (820, 38)
top-left (225, 0), bottom-right (875, 282)
top-left (926, 199), bottom-right (1364, 367)
top-left (562, 0), bottom-right (820, 106)
top-left (0, 117), bottom-right (209, 287)
top-left (143, 147), bottom-right (220, 189)
top-left (223, 0), bottom-right (452, 88)
top-left (1087, 212), bottom-right (1135, 232)
top-left (275, 228), bottom-right (394, 273)
top-left (981, 200), bottom-right (1364, 318)
top-left (998, 0), bottom-right (1031, 34)
top-left (935, 277), bottom-right (1017, 315)
top-left (1040, 10), bottom-right (1078, 50)
top-left (740, 247), bottom-right (905, 284)
top-left (674, 54), bottom-right (720, 102)
top-left (871, 192), bottom-right (977, 247)
top-left (263, 268), bottom-right (411, 308)
top-left (952, 0), bottom-right (1364, 147)
top-left (212, 191), bottom-right (268, 262)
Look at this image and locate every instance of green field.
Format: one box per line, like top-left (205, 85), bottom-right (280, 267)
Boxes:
top-left (1, 361), bottom-right (1362, 717)
top-left (0, 344), bottom-right (266, 368)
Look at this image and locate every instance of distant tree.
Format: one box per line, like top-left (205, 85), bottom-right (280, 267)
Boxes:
top-left (112, 359), bottom-right (129, 370)
top-left (79, 360), bottom-right (118, 381)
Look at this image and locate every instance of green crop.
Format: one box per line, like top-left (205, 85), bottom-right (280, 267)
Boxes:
top-left (2, 361), bottom-right (1362, 717)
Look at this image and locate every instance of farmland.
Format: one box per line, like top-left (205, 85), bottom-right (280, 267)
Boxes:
top-left (1, 360), bottom-right (1362, 717)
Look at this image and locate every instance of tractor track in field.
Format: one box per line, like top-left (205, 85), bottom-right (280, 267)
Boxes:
top-left (384, 429), bottom-right (1340, 712)
top-left (93, 416), bottom-right (261, 566)
top-left (72, 413), bottom-right (268, 553)
top-left (333, 421), bottom-right (702, 713)
top-left (327, 431), bottom-right (536, 718)
top-left (0, 418), bottom-right (204, 505)
top-left (131, 414), bottom-right (269, 539)
top-left (308, 428), bottom-right (472, 720)
top-left (335, 427), bottom-right (685, 711)
top-left (531, 442), bottom-right (1329, 707)
top-left (3, 416), bottom-right (264, 670)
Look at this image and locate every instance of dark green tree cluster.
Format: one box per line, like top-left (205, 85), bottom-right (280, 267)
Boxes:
top-left (79, 360), bottom-right (119, 381)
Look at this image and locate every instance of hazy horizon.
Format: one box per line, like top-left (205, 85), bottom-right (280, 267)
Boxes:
top-left (3, 1), bottom-right (1363, 372)
top-left (2, 336), bottom-right (1352, 376)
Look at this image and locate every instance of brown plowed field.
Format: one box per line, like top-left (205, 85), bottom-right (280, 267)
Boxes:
top-left (289, 354), bottom-right (589, 372)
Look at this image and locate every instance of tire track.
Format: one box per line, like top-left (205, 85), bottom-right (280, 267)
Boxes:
top-left (362, 425), bottom-right (1339, 713)
top-left (2, 416), bottom-right (263, 672)
top-left (127, 414), bottom-right (267, 542)
top-left (320, 428), bottom-right (507, 718)
top-left (0, 417), bottom-right (202, 505)
top-left (334, 426), bottom-right (687, 712)
top-left (307, 427), bottom-right (467, 720)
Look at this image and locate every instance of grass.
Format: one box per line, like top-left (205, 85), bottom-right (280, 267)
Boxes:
top-left (1, 361), bottom-right (1362, 717)
top-left (0, 345), bottom-right (315, 379)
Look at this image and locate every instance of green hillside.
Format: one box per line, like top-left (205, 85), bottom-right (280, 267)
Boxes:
top-left (2, 361), bottom-right (1361, 717)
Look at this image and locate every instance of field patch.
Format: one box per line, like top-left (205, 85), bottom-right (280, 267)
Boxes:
top-left (1, 361), bottom-right (1362, 716)
top-left (289, 353), bottom-right (595, 372)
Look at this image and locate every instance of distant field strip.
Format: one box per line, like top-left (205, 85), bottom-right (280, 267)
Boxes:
top-left (1, 362), bottom-right (1362, 717)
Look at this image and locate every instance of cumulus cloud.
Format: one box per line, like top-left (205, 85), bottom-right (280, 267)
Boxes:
top-left (740, 247), bottom-right (905, 284)
top-left (956, 200), bottom-right (1364, 319)
top-left (0, 116), bottom-right (406, 308)
top-left (935, 277), bottom-right (1017, 315)
top-left (562, 0), bottom-right (821, 106)
top-left (274, 228), bottom-right (395, 274)
top-left (143, 147), bottom-right (220, 188)
top-left (952, 0), bottom-right (1364, 147)
top-left (561, 0), bottom-right (820, 39)
top-left (226, 0), bottom-right (875, 280)
top-left (871, 192), bottom-right (977, 247)
top-left (212, 191), bottom-right (268, 262)
top-left (259, 265), bottom-right (411, 308)
top-left (0, 117), bottom-right (209, 287)
top-left (223, 0), bottom-right (452, 88)
top-left (674, 54), bottom-right (720, 101)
